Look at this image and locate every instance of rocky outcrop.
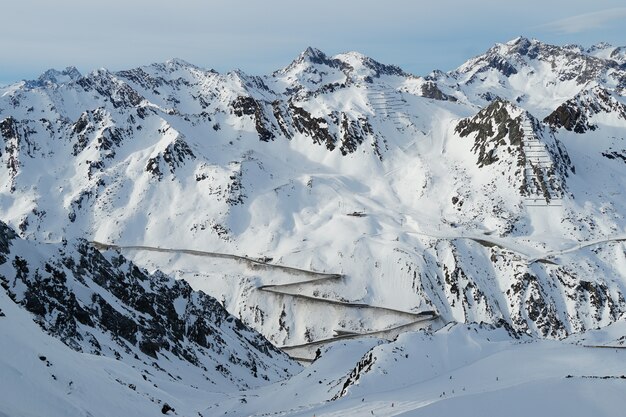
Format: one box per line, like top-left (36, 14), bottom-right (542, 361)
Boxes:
top-left (420, 81), bottom-right (457, 101)
top-left (455, 99), bottom-right (524, 167)
top-left (0, 117), bottom-right (20, 191)
top-left (339, 113), bottom-right (373, 155)
top-left (231, 96), bottom-right (276, 142)
top-left (287, 103), bottom-right (336, 150)
top-left (0, 221), bottom-right (295, 387)
top-left (544, 87), bottom-right (626, 133)
top-left (76, 69), bottom-right (144, 109)
top-left (146, 136), bottom-right (195, 180)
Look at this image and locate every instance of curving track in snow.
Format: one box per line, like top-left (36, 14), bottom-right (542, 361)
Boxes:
top-left (280, 311), bottom-right (438, 362)
top-left (92, 241), bottom-right (341, 279)
top-left (405, 230), bottom-right (538, 260)
top-left (406, 230), bottom-right (626, 266)
top-left (93, 241), bottom-right (439, 362)
top-left (528, 235), bottom-right (626, 264)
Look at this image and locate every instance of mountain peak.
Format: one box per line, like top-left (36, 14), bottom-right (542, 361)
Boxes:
top-left (274, 46), bottom-right (346, 79)
top-left (163, 57), bottom-right (196, 69)
top-left (506, 36), bottom-right (539, 53)
top-left (482, 37), bottom-right (550, 60)
top-left (302, 46), bottom-right (326, 58)
top-left (292, 46), bottom-right (333, 67)
top-left (506, 36), bottom-right (528, 45)
top-left (589, 41), bottom-right (613, 51)
top-left (544, 85), bottom-right (626, 133)
top-left (28, 66), bottom-right (82, 87)
top-left (505, 36), bottom-right (533, 48)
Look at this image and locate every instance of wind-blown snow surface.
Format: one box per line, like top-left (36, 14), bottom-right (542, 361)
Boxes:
top-left (1, 37), bottom-right (626, 347)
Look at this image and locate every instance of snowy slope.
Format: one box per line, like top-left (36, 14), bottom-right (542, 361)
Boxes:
top-left (1, 38), bottom-right (626, 352)
top-left (0, 221), bottom-right (298, 416)
top-left (202, 324), bottom-right (626, 417)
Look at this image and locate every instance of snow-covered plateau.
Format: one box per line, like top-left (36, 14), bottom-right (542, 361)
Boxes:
top-left (1, 37), bottom-right (625, 416)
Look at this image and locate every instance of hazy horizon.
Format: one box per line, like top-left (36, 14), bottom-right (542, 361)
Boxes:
top-left (2, 1), bottom-right (625, 85)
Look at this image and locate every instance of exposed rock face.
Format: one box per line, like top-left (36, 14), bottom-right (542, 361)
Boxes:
top-left (231, 96), bottom-right (276, 142)
top-left (420, 81), bottom-right (457, 101)
top-left (287, 103), bottom-right (336, 150)
top-left (602, 150), bottom-right (626, 164)
top-left (146, 136), bottom-right (195, 180)
top-left (457, 37), bottom-right (622, 85)
top-left (334, 350), bottom-right (377, 399)
top-left (546, 103), bottom-right (594, 134)
top-left (456, 99), bottom-right (524, 167)
top-left (455, 99), bottom-right (573, 203)
top-left (0, 117), bottom-right (21, 191)
top-left (25, 66), bottom-right (83, 88)
top-left (0, 221), bottom-right (296, 388)
top-left (544, 87), bottom-right (626, 133)
top-left (76, 69), bottom-right (144, 109)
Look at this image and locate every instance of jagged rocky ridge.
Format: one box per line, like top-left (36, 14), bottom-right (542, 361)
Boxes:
top-left (455, 99), bottom-right (573, 202)
top-left (0, 221), bottom-right (296, 388)
top-left (0, 38), bottom-right (626, 348)
top-left (431, 37), bottom-right (626, 114)
top-left (544, 87), bottom-right (626, 133)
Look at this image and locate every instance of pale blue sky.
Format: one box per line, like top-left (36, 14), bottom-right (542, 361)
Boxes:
top-left (1, 1), bottom-right (625, 85)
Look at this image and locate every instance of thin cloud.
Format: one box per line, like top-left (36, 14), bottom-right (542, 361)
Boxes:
top-left (539, 8), bottom-right (626, 34)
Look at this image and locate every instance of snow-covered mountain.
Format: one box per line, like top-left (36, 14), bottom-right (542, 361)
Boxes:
top-left (1, 37), bottom-right (626, 357)
top-left (435, 36), bottom-right (626, 115)
top-left (0, 220), bottom-right (297, 416)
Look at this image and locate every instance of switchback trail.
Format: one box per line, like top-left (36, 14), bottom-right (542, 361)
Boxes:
top-left (281, 311), bottom-right (437, 353)
top-left (93, 241), bottom-right (439, 361)
top-left (258, 284), bottom-right (425, 319)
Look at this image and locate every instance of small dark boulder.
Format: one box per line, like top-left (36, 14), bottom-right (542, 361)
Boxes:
top-left (161, 403), bottom-right (175, 414)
